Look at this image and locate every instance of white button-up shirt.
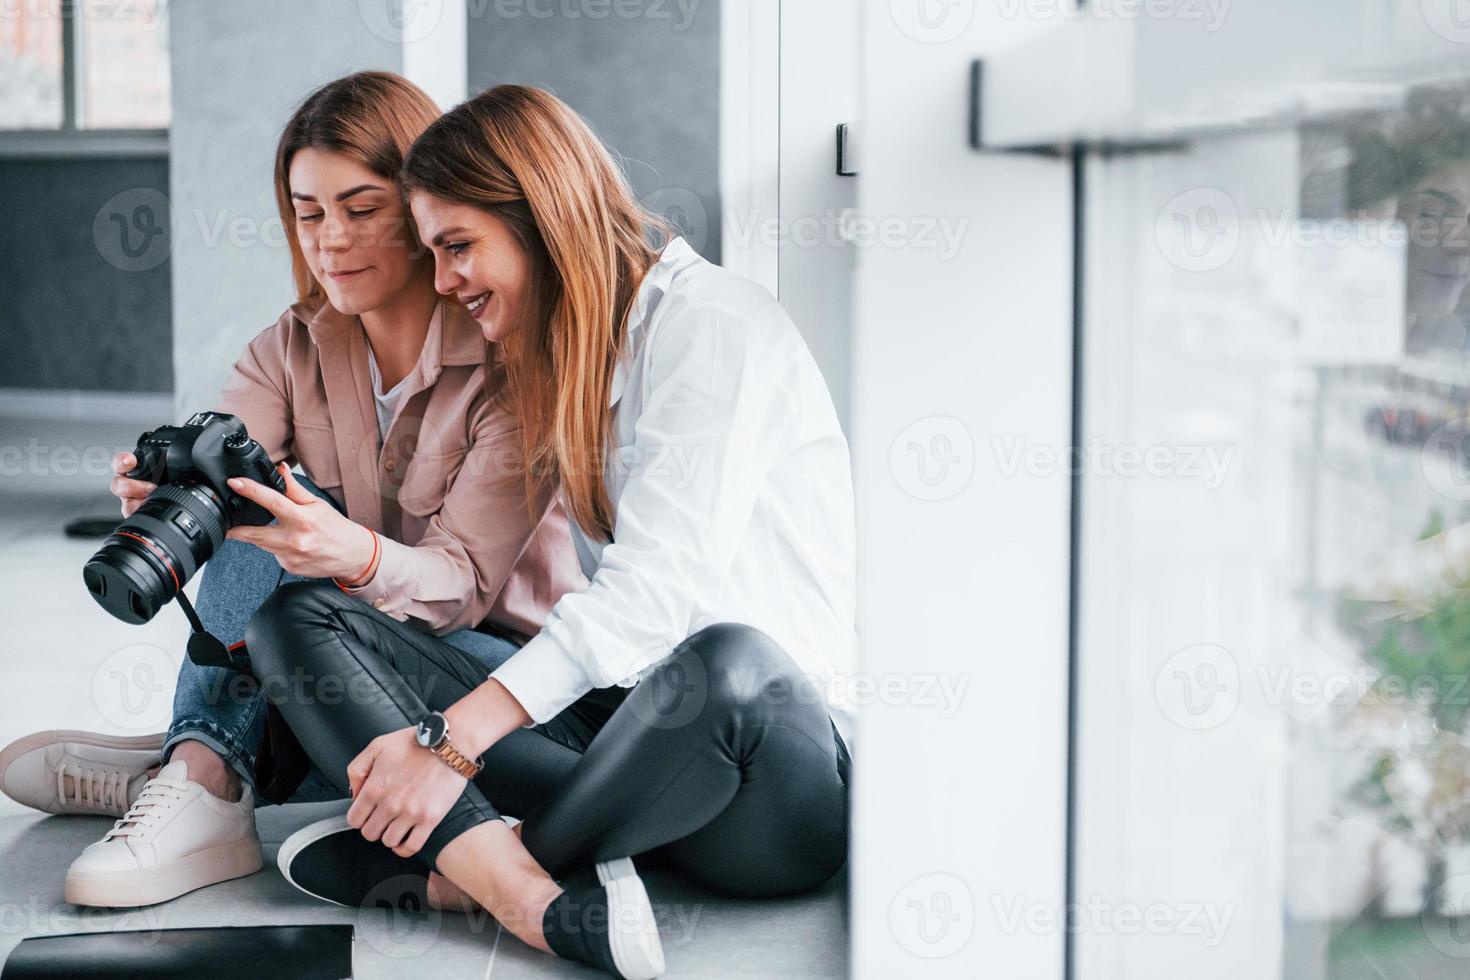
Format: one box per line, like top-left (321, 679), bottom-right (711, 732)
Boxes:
top-left (491, 237), bottom-right (858, 742)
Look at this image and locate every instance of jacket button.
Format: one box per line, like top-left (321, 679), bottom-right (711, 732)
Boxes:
top-left (372, 598), bottom-right (386, 610)
top-left (384, 459), bottom-right (396, 472)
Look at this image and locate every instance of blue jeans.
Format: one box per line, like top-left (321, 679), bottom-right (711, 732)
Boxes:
top-left (161, 475), bottom-right (519, 803)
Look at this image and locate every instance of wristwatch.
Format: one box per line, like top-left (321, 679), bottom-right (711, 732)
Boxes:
top-left (414, 711), bottom-right (483, 778)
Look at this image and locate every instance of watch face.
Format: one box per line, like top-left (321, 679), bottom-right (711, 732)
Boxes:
top-left (416, 712), bottom-right (447, 748)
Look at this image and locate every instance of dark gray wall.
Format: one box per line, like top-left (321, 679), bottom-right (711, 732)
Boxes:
top-left (166, 0), bottom-right (403, 420)
top-left (0, 158), bottom-right (172, 392)
top-left (466, 0), bottom-right (721, 263)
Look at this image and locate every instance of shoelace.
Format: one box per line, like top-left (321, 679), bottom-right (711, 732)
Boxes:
top-left (56, 763), bottom-right (130, 813)
top-left (103, 777), bottom-right (189, 841)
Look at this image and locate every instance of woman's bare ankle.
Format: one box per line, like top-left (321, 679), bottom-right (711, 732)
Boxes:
top-left (166, 740), bottom-right (242, 802)
top-left (435, 821), bottom-right (560, 953)
top-left (426, 871), bottom-right (482, 912)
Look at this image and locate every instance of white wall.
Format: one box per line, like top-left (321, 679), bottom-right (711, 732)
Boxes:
top-left (849, 5), bottom-right (1074, 978)
top-left (718, 0), bottom-right (779, 293)
top-left (722, 0), bottom-right (858, 428)
top-left (776, 0), bottom-right (859, 429)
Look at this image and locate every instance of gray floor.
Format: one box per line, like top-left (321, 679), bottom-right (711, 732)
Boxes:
top-left (0, 416), bottom-right (847, 978)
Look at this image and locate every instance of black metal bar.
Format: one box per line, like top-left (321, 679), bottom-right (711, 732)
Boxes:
top-left (61, 0), bottom-right (79, 131)
top-left (968, 59), bottom-right (983, 150)
top-left (836, 123), bottom-right (857, 176)
top-left (1063, 147), bottom-right (1086, 980)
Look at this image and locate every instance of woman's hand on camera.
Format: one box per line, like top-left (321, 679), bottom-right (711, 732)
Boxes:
top-left (110, 452), bottom-right (157, 518)
top-left (224, 464), bottom-right (378, 581)
top-left (346, 726), bottom-right (467, 858)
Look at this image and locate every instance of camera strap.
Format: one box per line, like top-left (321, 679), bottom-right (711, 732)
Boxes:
top-left (175, 593), bottom-right (252, 675)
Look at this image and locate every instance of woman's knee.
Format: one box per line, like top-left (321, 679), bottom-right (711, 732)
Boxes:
top-left (243, 580), bottom-right (356, 684)
top-left (666, 623), bottom-right (823, 729)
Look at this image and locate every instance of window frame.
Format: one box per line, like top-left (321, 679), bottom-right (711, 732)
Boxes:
top-left (0, 5), bottom-right (167, 159)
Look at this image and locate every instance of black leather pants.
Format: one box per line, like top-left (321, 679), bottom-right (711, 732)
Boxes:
top-left (245, 582), bottom-right (850, 897)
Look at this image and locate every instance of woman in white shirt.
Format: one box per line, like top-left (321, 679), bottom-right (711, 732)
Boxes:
top-left (245, 85), bottom-right (855, 979)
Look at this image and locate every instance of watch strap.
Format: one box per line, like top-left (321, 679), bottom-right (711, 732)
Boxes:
top-left (430, 737), bottom-right (483, 778)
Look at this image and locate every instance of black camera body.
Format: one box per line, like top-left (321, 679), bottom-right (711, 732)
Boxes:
top-left (84, 411), bottom-right (287, 625)
top-left (126, 411), bottom-right (284, 528)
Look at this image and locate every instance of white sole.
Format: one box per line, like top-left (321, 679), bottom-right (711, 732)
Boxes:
top-left (64, 835), bottom-right (262, 908)
top-left (596, 857), bottom-right (666, 979)
top-left (276, 814), bottom-right (355, 907)
top-left (0, 729), bottom-right (165, 815)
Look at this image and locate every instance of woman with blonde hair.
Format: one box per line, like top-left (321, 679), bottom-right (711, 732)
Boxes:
top-left (0, 72), bottom-right (582, 909)
top-left (250, 85), bottom-right (854, 978)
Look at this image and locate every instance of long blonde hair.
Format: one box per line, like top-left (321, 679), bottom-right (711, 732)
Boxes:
top-left (403, 85), bottom-right (669, 541)
top-left (273, 71), bottom-right (442, 304)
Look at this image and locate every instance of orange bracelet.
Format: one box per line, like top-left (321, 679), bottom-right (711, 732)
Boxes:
top-left (334, 529), bottom-right (380, 593)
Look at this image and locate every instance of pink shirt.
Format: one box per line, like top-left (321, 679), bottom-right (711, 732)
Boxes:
top-left (216, 297), bottom-right (586, 639)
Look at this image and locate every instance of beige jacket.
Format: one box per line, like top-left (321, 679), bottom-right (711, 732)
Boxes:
top-left (216, 298), bottom-right (585, 639)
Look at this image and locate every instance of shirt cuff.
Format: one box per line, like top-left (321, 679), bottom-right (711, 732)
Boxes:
top-left (490, 631), bottom-right (595, 726)
top-left (343, 534), bottom-right (408, 619)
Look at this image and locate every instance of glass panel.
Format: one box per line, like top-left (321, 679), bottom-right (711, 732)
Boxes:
top-left (0, 3), bottom-right (63, 128)
top-left (80, 0), bottom-right (169, 129)
top-left (1078, 79), bottom-right (1470, 980)
top-left (1286, 84), bottom-right (1470, 980)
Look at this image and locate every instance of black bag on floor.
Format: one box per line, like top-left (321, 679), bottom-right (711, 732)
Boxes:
top-left (1, 924), bottom-right (353, 979)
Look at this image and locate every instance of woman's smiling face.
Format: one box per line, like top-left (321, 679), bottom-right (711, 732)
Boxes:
top-left (1397, 160), bottom-right (1470, 318)
top-left (287, 147), bottom-right (422, 315)
top-left (408, 190), bottom-right (533, 343)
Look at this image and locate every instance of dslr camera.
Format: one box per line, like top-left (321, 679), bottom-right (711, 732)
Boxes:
top-left (83, 411), bottom-right (287, 624)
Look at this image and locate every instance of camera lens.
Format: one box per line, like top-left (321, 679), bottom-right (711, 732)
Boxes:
top-left (82, 483), bottom-right (228, 624)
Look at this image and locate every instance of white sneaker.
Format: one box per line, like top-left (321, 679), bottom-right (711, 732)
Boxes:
top-left (64, 759), bottom-right (262, 907)
top-left (597, 857), bottom-right (666, 980)
top-left (0, 729), bottom-right (163, 817)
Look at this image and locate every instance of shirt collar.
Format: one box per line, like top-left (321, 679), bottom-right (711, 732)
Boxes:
top-left (609, 236), bottom-right (699, 407)
top-left (298, 295), bottom-right (485, 386)
top-left (414, 299), bottom-right (486, 387)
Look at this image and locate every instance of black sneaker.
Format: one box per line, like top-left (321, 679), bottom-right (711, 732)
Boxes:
top-left (276, 815), bottom-right (429, 910)
top-left (280, 816), bottom-right (665, 978)
top-left (541, 856), bottom-right (666, 979)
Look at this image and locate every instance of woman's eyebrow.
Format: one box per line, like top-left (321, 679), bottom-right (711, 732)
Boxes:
top-left (1409, 188), bottom-right (1464, 209)
top-left (335, 184), bottom-right (386, 201)
top-left (289, 184), bottom-right (387, 203)
top-left (431, 227), bottom-right (467, 246)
